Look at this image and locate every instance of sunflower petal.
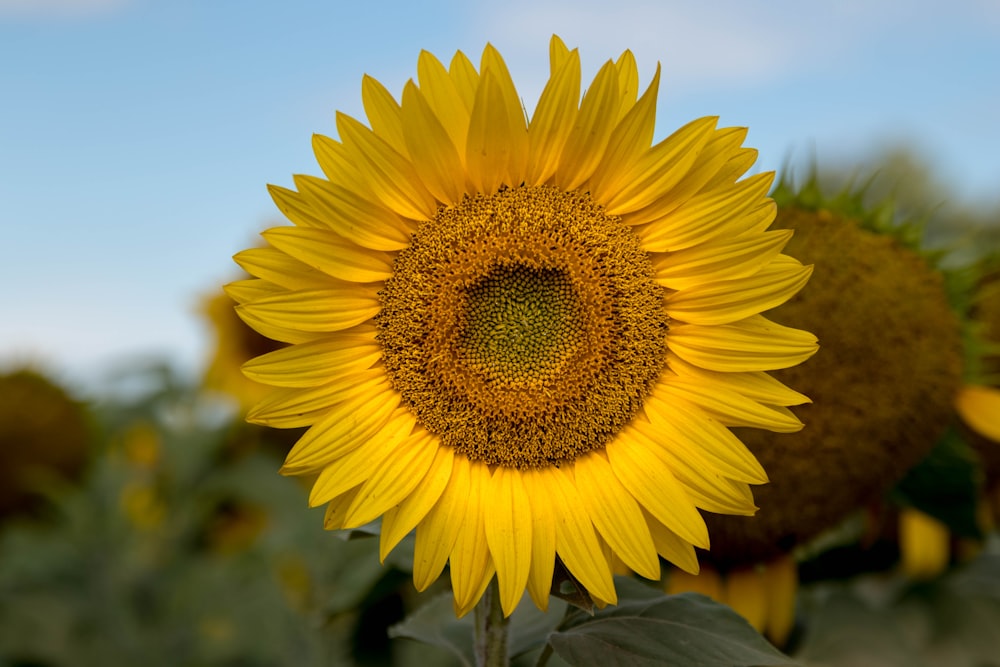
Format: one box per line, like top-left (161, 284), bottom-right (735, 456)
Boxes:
top-left (401, 80), bottom-right (466, 205)
top-left (545, 467), bottom-right (617, 604)
top-left (450, 461), bottom-right (496, 616)
top-left (524, 47), bottom-right (581, 186)
top-left (956, 385), bottom-right (1000, 442)
top-left (554, 59), bottom-right (620, 191)
top-left (637, 171), bottom-right (773, 252)
top-left (262, 225), bottom-right (394, 283)
top-left (667, 312), bottom-right (819, 372)
top-left (484, 467), bottom-right (533, 617)
top-left (523, 469), bottom-right (557, 611)
top-left (337, 112), bottom-right (438, 220)
top-left (660, 375), bottom-right (804, 433)
top-left (280, 382), bottom-right (403, 475)
top-left (241, 332), bottom-right (381, 388)
top-left (417, 50), bottom-right (471, 159)
top-left (362, 74), bottom-right (407, 157)
top-left (574, 452), bottom-right (660, 580)
top-left (653, 229), bottom-right (793, 291)
top-left (665, 256), bottom-right (814, 326)
top-left (344, 430), bottom-right (438, 528)
top-left (642, 390), bottom-right (768, 484)
top-left (233, 247), bottom-right (334, 292)
top-left (605, 433), bottom-right (709, 549)
top-left (413, 454), bottom-right (471, 591)
top-left (643, 509), bottom-right (700, 574)
top-left (602, 116), bottom-right (718, 216)
top-left (237, 286), bottom-right (381, 333)
top-left (380, 442), bottom-right (454, 562)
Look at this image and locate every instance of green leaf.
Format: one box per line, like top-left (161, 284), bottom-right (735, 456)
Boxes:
top-left (891, 427), bottom-right (982, 538)
top-left (547, 593), bottom-right (798, 667)
top-left (388, 593), bottom-right (475, 666)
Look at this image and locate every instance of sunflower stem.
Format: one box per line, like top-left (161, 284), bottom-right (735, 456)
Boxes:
top-left (473, 578), bottom-right (510, 667)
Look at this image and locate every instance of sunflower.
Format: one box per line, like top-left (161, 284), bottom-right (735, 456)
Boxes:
top-left (229, 36), bottom-right (817, 617)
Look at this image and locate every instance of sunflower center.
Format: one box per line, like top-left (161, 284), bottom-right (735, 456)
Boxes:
top-left (377, 185), bottom-right (669, 469)
top-left (460, 265), bottom-right (583, 385)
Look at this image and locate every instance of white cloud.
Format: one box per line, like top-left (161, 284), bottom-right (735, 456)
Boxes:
top-left (0, 0), bottom-right (128, 19)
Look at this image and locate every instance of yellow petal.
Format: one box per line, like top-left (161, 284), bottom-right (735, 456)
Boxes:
top-left (956, 385), bottom-right (1000, 442)
top-left (224, 278), bottom-right (283, 305)
top-left (667, 313), bottom-right (818, 373)
top-left (644, 510), bottom-right (699, 574)
top-left (763, 555), bottom-right (798, 646)
top-left (667, 351), bottom-right (812, 406)
top-left (480, 43), bottom-right (528, 183)
top-left (724, 567), bottom-right (768, 632)
top-left (589, 65), bottom-right (661, 203)
top-left (246, 368), bottom-right (383, 428)
top-left (400, 80), bottom-right (466, 205)
top-left (465, 71), bottom-right (513, 194)
top-left (262, 225), bottom-right (394, 283)
top-left (236, 286), bottom-right (381, 334)
top-left (545, 466), bottom-right (617, 604)
top-left (308, 432), bottom-right (403, 507)
top-left (448, 50), bottom-right (479, 110)
top-left (413, 454), bottom-right (471, 591)
top-left (484, 467), bottom-right (533, 617)
top-left (605, 433), bottom-right (709, 549)
top-left (667, 564), bottom-right (720, 599)
top-left (574, 452), bottom-right (660, 580)
top-left (337, 112), bottom-right (438, 220)
top-left (642, 390), bottom-right (768, 484)
top-left (268, 183), bottom-right (331, 230)
top-left (899, 507), bottom-right (951, 580)
top-left (280, 382), bottom-right (403, 475)
top-left (323, 486), bottom-right (362, 530)
top-left (665, 256), bottom-right (813, 326)
top-left (602, 116), bottom-right (718, 216)
top-left (342, 429), bottom-right (438, 527)
top-left (653, 229), bottom-right (792, 292)
top-left (450, 461), bottom-right (496, 615)
top-left (234, 247), bottom-right (335, 292)
top-left (380, 442), bottom-right (454, 562)
top-left (637, 171), bottom-right (773, 252)
top-left (524, 47), bottom-right (581, 186)
top-left (362, 74), bottom-right (408, 157)
top-left (416, 50), bottom-right (470, 160)
top-left (617, 126), bottom-right (748, 228)
top-left (523, 469), bottom-right (557, 612)
top-left (311, 133), bottom-right (374, 195)
top-left (612, 49), bottom-right (640, 121)
top-left (625, 423), bottom-right (757, 516)
top-left (658, 375), bottom-right (804, 434)
top-left (554, 59), bottom-right (620, 191)
top-left (241, 331), bottom-right (381, 388)
top-left (293, 173), bottom-right (414, 251)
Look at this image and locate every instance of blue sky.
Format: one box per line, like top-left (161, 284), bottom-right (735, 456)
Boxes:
top-left (2, 0), bottom-right (999, 387)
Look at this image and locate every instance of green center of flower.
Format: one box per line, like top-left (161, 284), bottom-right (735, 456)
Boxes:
top-left (377, 185), bottom-right (669, 469)
top-left (460, 265), bottom-right (584, 385)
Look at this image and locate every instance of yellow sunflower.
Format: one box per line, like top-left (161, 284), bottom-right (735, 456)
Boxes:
top-left (229, 36), bottom-right (817, 617)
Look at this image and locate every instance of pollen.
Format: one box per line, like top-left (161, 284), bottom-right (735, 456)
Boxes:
top-left (377, 185), bottom-right (669, 469)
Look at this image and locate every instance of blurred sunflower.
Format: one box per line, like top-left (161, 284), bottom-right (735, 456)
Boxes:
top-left (229, 36), bottom-right (817, 617)
top-left (668, 179), bottom-right (1000, 637)
top-left (0, 368), bottom-right (91, 519)
top-left (202, 288), bottom-right (286, 412)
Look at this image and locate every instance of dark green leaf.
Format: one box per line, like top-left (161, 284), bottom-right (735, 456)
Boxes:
top-left (892, 428), bottom-right (982, 538)
top-left (547, 593), bottom-right (798, 667)
top-left (388, 593), bottom-right (474, 667)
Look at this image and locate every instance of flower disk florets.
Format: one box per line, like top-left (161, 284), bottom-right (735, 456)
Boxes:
top-left (377, 185), bottom-right (669, 469)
